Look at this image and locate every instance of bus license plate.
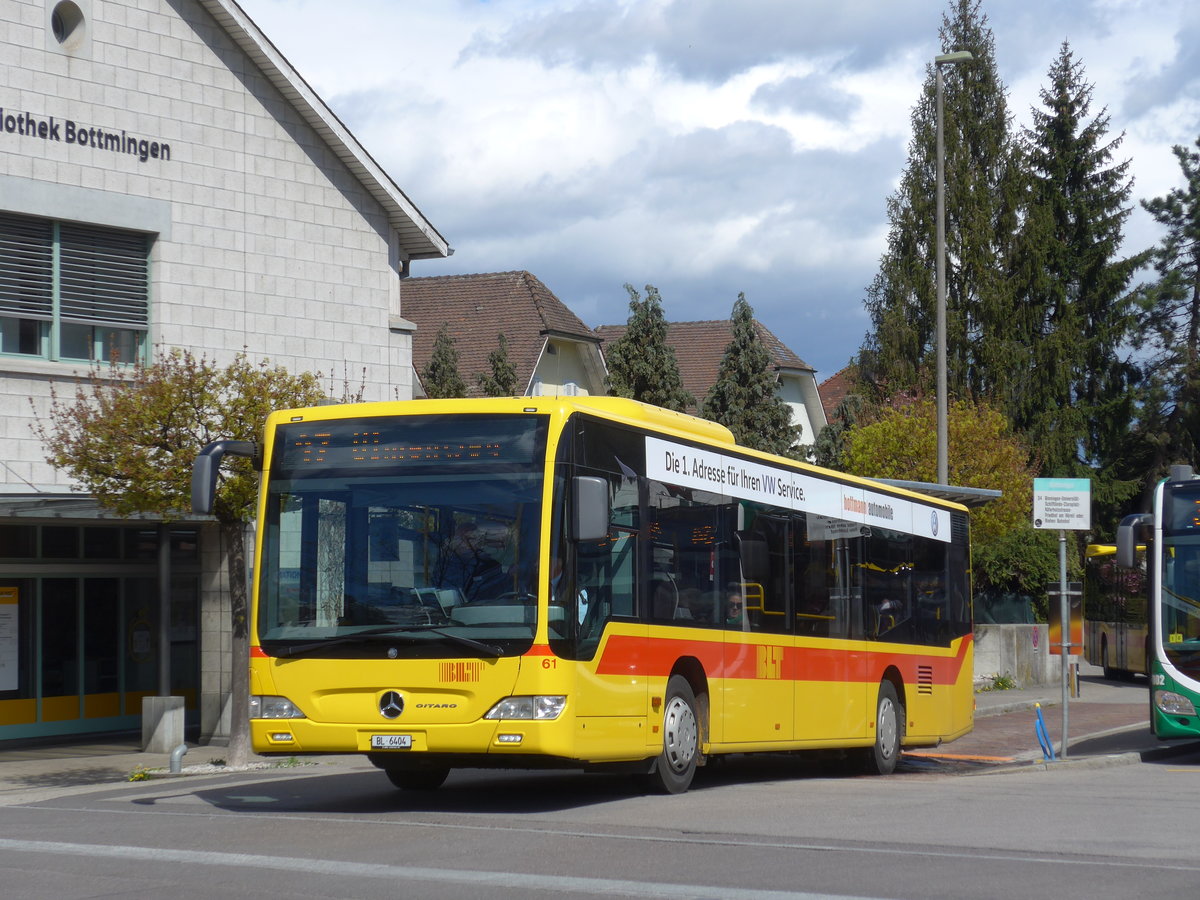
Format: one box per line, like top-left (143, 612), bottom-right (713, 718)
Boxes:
top-left (370, 735), bottom-right (412, 750)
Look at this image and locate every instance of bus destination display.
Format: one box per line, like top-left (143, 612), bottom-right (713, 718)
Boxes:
top-left (274, 416), bottom-right (545, 472)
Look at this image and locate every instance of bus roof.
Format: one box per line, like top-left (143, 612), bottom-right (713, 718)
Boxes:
top-left (266, 395), bottom-right (969, 512)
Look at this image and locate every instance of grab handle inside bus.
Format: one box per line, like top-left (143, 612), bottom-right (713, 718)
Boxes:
top-left (192, 440), bottom-right (259, 515)
top-left (572, 475), bottom-right (609, 542)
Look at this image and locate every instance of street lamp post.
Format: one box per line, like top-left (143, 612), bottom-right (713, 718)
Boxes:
top-left (934, 50), bottom-right (972, 486)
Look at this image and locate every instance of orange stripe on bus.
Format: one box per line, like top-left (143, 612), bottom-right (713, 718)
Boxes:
top-left (594, 632), bottom-right (972, 684)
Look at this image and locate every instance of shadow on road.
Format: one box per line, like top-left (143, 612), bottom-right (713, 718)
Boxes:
top-left (170, 752), bottom-right (898, 815)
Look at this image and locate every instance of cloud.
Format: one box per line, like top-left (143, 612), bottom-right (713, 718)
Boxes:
top-left (238, 0), bottom-right (1200, 379)
top-left (751, 73), bottom-right (861, 120)
top-left (465, 0), bottom-right (935, 82)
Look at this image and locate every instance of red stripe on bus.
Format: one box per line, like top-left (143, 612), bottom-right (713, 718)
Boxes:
top-left (594, 632), bottom-right (972, 684)
top-left (594, 634), bottom-right (726, 676)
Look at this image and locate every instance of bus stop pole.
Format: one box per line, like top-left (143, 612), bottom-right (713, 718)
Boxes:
top-left (1059, 529), bottom-right (1070, 759)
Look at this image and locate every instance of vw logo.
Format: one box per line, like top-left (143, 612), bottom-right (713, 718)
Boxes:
top-left (379, 691), bottom-right (405, 719)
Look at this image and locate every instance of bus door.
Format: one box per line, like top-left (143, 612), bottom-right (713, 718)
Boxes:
top-left (794, 516), bottom-right (868, 742)
top-left (723, 506), bottom-right (794, 744)
top-left (560, 456), bottom-right (647, 759)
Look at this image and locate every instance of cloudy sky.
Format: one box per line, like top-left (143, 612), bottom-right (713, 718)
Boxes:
top-left (238, 0), bottom-right (1199, 381)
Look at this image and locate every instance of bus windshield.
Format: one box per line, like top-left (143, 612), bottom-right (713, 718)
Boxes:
top-left (1162, 482), bottom-right (1200, 677)
top-left (257, 414), bottom-right (548, 658)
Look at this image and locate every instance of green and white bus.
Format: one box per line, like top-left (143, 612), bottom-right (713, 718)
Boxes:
top-left (1116, 465), bottom-right (1200, 739)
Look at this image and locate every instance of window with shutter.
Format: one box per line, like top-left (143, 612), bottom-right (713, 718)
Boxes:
top-left (0, 213), bottom-right (149, 363)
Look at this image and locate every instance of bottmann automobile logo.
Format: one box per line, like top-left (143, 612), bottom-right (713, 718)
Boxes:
top-left (379, 691), bottom-right (405, 719)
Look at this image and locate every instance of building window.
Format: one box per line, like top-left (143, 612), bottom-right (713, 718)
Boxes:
top-left (0, 213), bottom-right (149, 364)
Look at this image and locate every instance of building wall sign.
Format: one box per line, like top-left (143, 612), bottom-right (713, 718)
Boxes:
top-left (1, 106), bottom-right (171, 163)
top-left (0, 587), bottom-right (17, 693)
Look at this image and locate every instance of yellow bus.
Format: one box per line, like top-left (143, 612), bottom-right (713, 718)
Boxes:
top-left (195, 396), bottom-right (974, 793)
top-left (1083, 543), bottom-right (1148, 680)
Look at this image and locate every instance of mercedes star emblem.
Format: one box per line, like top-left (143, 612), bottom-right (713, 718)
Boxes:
top-left (379, 691), bottom-right (404, 719)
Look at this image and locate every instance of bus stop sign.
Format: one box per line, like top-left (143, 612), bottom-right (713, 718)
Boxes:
top-left (1033, 478), bottom-right (1091, 530)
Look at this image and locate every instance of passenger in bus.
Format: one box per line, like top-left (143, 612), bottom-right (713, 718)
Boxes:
top-left (725, 587), bottom-right (745, 628)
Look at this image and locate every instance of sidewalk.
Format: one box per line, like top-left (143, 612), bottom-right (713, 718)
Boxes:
top-left (0, 673), bottom-right (1177, 798)
top-left (929, 672), bottom-right (1154, 766)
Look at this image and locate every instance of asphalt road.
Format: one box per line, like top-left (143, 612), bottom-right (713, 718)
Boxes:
top-left (2, 743), bottom-right (1199, 900)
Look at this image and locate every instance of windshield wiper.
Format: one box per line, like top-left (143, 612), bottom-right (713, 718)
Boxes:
top-left (273, 625), bottom-right (503, 658)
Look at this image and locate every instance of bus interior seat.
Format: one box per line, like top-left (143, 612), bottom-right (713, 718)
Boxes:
top-left (651, 574), bottom-right (678, 619)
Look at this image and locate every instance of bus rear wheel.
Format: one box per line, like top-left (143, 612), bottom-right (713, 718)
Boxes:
top-left (383, 766), bottom-right (450, 791)
top-left (646, 675), bottom-right (700, 794)
top-left (863, 681), bottom-right (903, 775)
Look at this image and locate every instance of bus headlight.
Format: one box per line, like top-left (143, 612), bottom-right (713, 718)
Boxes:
top-left (249, 695), bottom-right (306, 719)
top-left (484, 696), bottom-right (566, 720)
top-left (1155, 691), bottom-right (1197, 716)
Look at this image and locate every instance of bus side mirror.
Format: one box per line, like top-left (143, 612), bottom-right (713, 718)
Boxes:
top-left (192, 440), bottom-right (258, 515)
top-left (1115, 513), bottom-right (1151, 569)
top-left (571, 475), bottom-right (609, 542)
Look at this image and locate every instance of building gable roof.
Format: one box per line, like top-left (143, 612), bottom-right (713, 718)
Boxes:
top-left (594, 319), bottom-right (814, 411)
top-left (198, 0), bottom-right (448, 260)
top-left (403, 271), bottom-right (599, 395)
top-left (818, 366), bottom-right (858, 421)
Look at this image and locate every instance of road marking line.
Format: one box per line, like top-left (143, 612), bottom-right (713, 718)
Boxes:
top-left (0, 838), bottom-right (890, 900)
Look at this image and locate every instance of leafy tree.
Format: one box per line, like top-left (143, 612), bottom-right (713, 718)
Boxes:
top-left (34, 349), bottom-right (327, 765)
top-left (701, 294), bottom-right (795, 455)
top-left (859, 0), bottom-right (1023, 405)
top-left (972, 525), bottom-right (1073, 622)
top-left (839, 397), bottom-right (1033, 557)
top-left (605, 284), bottom-right (694, 412)
top-left (477, 333), bottom-right (519, 397)
top-left (1013, 40), bottom-right (1145, 492)
top-left (812, 387), bottom-right (870, 470)
top-left (422, 323), bottom-right (467, 399)
top-left (1134, 137), bottom-right (1200, 484)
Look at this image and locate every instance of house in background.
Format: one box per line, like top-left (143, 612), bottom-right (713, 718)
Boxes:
top-left (819, 365), bottom-right (859, 424)
top-left (402, 271), bottom-right (607, 397)
top-left (594, 320), bottom-right (828, 451)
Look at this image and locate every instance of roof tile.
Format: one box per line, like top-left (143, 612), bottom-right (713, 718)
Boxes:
top-left (403, 271), bottom-right (597, 396)
top-left (595, 319), bottom-right (813, 412)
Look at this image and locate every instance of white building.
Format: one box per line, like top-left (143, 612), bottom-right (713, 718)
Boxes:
top-left (0, 0), bottom-right (448, 744)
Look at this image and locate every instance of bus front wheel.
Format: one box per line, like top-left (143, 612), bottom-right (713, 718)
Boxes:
top-left (383, 766), bottom-right (450, 791)
top-left (864, 681), bottom-right (903, 775)
top-left (647, 675), bottom-right (700, 794)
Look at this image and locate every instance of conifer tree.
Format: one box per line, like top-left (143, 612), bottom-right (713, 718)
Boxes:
top-left (1135, 137), bottom-right (1200, 478)
top-left (1013, 41), bottom-right (1145, 487)
top-left (859, 0), bottom-right (1022, 403)
top-left (477, 333), bottom-right (519, 397)
top-left (422, 322), bottom-right (467, 399)
top-left (701, 294), bottom-right (795, 455)
top-left (604, 284), bottom-right (694, 412)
